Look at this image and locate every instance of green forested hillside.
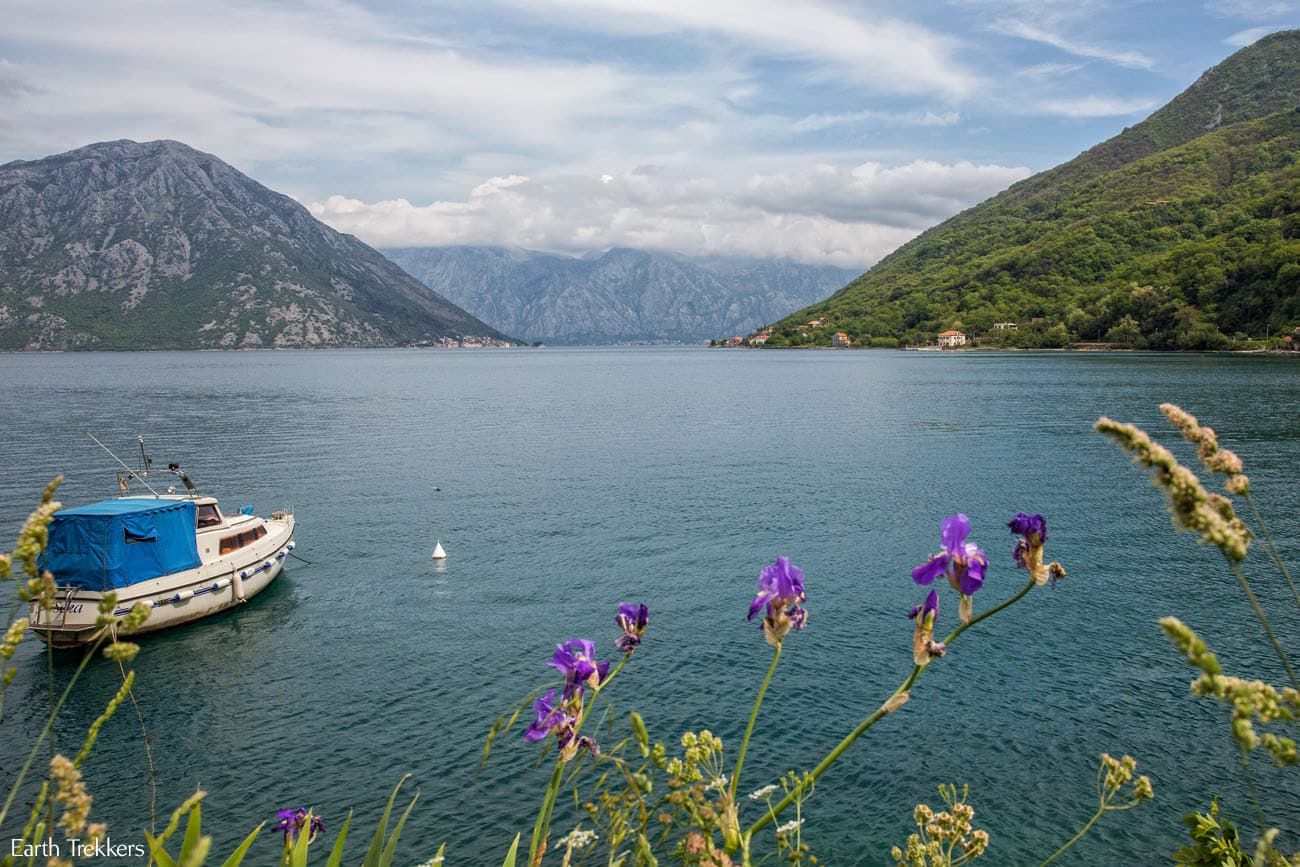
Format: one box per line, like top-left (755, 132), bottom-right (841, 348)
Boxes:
top-left (770, 31), bottom-right (1300, 349)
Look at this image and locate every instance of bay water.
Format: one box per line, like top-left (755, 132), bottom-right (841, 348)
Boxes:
top-left (1, 348), bottom-right (1297, 864)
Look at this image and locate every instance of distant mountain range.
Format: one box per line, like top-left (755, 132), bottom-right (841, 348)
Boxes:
top-left (0, 140), bottom-right (511, 350)
top-left (771, 30), bottom-right (1300, 349)
top-left (383, 245), bottom-right (859, 345)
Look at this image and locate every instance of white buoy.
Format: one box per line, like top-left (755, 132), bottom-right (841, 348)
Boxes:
top-left (432, 540), bottom-right (447, 560)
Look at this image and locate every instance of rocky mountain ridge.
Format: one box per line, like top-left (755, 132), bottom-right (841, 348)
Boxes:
top-left (0, 139), bottom-right (511, 349)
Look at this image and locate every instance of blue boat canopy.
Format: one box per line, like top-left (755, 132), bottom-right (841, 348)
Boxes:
top-left (39, 498), bottom-right (202, 591)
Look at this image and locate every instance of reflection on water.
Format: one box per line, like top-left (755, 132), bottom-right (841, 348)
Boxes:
top-left (0, 348), bottom-right (1297, 864)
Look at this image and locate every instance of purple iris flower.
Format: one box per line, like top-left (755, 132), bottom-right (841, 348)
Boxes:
top-left (1009, 512), bottom-right (1064, 586)
top-left (273, 807), bottom-right (324, 843)
top-left (522, 687), bottom-right (597, 760)
top-left (748, 556), bottom-right (806, 620)
top-left (524, 689), bottom-right (574, 742)
top-left (908, 589), bottom-right (939, 622)
top-left (1008, 513), bottom-right (1048, 567)
top-left (908, 589), bottom-right (945, 665)
top-left (615, 602), bottom-right (650, 653)
top-left (549, 638), bottom-right (610, 692)
top-left (912, 514), bottom-right (989, 596)
top-left (748, 556), bottom-right (809, 646)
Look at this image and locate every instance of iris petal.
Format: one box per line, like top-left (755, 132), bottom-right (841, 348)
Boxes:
top-left (911, 555), bottom-right (948, 585)
top-left (941, 514), bottom-right (971, 557)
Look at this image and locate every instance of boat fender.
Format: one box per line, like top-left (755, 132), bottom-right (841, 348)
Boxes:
top-left (172, 589), bottom-right (194, 604)
top-left (264, 560), bottom-right (273, 570)
top-left (276, 550), bottom-right (287, 559)
top-left (232, 571), bottom-right (247, 602)
top-left (287, 541), bottom-right (296, 551)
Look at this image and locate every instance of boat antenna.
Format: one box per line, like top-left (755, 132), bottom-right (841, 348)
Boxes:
top-left (86, 433), bottom-right (162, 497)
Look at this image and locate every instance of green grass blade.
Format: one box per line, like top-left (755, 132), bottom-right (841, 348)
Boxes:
top-left (324, 810), bottom-right (353, 867)
top-left (378, 792), bottom-right (420, 866)
top-left (180, 802), bottom-right (202, 860)
top-left (145, 831), bottom-right (178, 867)
top-left (363, 774), bottom-right (410, 867)
top-left (501, 833), bottom-right (521, 867)
top-left (290, 815), bottom-right (312, 867)
top-left (179, 835), bottom-right (211, 867)
top-left (218, 822), bottom-right (264, 867)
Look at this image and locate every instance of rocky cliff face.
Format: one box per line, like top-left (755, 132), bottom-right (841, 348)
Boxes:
top-left (0, 140), bottom-right (512, 349)
top-left (382, 245), bottom-right (859, 344)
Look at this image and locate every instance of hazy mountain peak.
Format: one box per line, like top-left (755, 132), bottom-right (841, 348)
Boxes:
top-left (383, 245), bottom-right (859, 344)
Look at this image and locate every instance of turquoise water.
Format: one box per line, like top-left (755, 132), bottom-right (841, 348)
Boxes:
top-left (0, 348), bottom-right (1297, 864)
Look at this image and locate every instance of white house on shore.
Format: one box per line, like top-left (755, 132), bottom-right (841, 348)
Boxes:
top-left (938, 330), bottom-right (968, 348)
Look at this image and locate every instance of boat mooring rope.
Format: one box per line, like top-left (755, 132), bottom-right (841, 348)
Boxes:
top-left (288, 551), bottom-right (314, 566)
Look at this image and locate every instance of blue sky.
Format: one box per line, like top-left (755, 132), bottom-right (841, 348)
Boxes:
top-left (1, 0), bottom-right (1295, 265)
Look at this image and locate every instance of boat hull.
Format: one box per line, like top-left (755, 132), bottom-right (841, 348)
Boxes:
top-left (30, 513), bottom-right (295, 649)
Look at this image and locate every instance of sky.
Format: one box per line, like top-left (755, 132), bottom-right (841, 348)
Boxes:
top-left (1, 1), bottom-right (1296, 267)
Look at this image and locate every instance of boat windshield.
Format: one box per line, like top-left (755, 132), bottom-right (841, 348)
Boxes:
top-left (196, 504), bottom-right (222, 528)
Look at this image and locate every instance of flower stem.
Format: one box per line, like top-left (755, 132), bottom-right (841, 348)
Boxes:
top-left (1227, 560), bottom-right (1298, 690)
top-left (1038, 808), bottom-right (1103, 866)
top-left (1244, 493), bottom-right (1300, 610)
top-left (529, 760), bottom-right (565, 866)
top-left (1239, 747), bottom-right (1268, 835)
top-left (745, 576), bottom-right (1037, 837)
top-left (728, 642), bottom-right (783, 805)
top-left (0, 634), bottom-right (105, 830)
top-left (528, 654), bottom-right (631, 866)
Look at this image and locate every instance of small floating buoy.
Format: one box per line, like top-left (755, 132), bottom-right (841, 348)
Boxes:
top-left (432, 540), bottom-right (447, 560)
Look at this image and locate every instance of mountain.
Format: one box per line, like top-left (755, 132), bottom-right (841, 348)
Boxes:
top-left (768, 30), bottom-right (1300, 349)
top-left (0, 140), bottom-right (512, 349)
top-left (382, 245), bottom-right (858, 344)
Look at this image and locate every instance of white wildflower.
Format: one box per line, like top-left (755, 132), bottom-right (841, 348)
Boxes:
top-left (559, 826), bottom-right (599, 850)
top-left (705, 774), bottom-right (729, 794)
top-left (776, 818), bottom-right (804, 835)
top-left (748, 784), bottom-right (779, 801)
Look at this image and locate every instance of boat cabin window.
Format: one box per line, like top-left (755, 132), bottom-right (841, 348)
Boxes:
top-left (218, 524), bottom-right (267, 555)
top-left (196, 504), bottom-right (222, 528)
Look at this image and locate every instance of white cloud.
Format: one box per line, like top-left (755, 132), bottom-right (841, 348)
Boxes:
top-left (306, 160), bottom-right (1030, 267)
top-left (1223, 24), bottom-right (1293, 44)
top-left (1036, 95), bottom-right (1158, 117)
top-left (790, 109), bottom-right (961, 133)
top-left (1207, 0), bottom-right (1295, 19)
top-left (1018, 62), bottom-right (1085, 78)
top-left (491, 0), bottom-right (978, 99)
top-left (0, 60), bottom-right (41, 100)
top-left (993, 19), bottom-right (1155, 68)
top-left (0, 0), bottom-right (732, 173)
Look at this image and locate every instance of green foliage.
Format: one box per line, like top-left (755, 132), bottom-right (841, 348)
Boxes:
top-left (500, 833), bottom-right (520, 866)
top-left (772, 33), bottom-right (1300, 349)
top-left (1174, 800), bottom-right (1249, 866)
top-left (1101, 405), bottom-right (1300, 863)
top-left (891, 784), bottom-right (989, 867)
top-left (362, 774), bottom-right (419, 867)
top-left (145, 793), bottom-right (263, 867)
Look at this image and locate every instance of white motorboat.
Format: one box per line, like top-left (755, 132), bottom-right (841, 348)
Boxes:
top-left (28, 438), bottom-right (296, 649)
